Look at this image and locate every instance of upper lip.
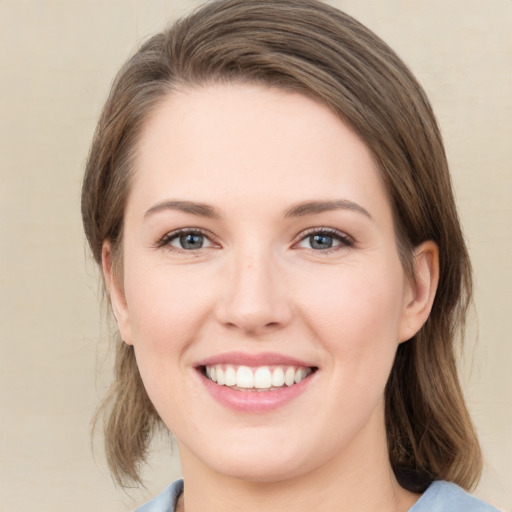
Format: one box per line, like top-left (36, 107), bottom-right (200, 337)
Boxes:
top-left (196, 351), bottom-right (316, 368)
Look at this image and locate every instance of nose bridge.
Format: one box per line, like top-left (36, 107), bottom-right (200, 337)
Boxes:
top-left (217, 240), bottom-right (292, 333)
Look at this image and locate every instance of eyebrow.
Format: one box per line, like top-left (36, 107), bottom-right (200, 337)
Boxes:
top-left (144, 198), bottom-right (372, 221)
top-left (283, 199), bottom-right (372, 220)
top-left (144, 200), bottom-right (222, 219)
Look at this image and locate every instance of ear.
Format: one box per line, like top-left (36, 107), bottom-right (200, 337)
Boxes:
top-left (102, 241), bottom-right (133, 345)
top-left (398, 241), bottom-right (439, 343)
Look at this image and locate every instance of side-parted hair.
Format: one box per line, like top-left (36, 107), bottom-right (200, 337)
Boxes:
top-left (81, 0), bottom-right (482, 491)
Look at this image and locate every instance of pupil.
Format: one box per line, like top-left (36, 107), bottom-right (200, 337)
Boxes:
top-left (311, 234), bottom-right (333, 250)
top-left (180, 233), bottom-right (203, 249)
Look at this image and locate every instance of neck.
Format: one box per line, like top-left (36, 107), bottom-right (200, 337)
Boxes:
top-left (177, 416), bottom-right (420, 512)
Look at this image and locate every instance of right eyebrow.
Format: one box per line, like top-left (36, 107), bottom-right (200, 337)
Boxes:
top-left (144, 200), bottom-right (222, 220)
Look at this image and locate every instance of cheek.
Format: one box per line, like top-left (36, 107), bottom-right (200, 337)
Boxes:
top-left (297, 258), bottom-right (405, 368)
top-left (124, 265), bottom-right (208, 417)
top-left (124, 258), bottom-right (214, 342)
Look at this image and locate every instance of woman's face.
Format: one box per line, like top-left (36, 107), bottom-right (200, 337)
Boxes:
top-left (107, 83), bottom-right (431, 482)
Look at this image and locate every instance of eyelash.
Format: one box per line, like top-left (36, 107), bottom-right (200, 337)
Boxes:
top-left (155, 227), bottom-right (355, 254)
top-left (295, 227), bottom-right (355, 254)
top-left (155, 228), bottom-right (216, 253)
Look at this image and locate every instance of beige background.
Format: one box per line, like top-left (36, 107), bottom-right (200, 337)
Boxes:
top-left (1, 1), bottom-right (510, 510)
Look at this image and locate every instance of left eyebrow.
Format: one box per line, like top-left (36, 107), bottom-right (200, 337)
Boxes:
top-left (283, 199), bottom-right (372, 220)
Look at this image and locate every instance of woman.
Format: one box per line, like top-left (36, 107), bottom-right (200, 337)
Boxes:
top-left (81, 1), bottom-right (498, 510)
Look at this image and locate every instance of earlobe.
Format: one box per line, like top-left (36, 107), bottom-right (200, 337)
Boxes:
top-left (101, 241), bottom-right (133, 345)
top-left (398, 241), bottom-right (439, 343)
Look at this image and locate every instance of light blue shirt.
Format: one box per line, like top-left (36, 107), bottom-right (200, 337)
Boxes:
top-left (136, 479), bottom-right (499, 511)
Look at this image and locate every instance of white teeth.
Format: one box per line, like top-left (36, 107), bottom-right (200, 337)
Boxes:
top-left (205, 364), bottom-right (313, 389)
top-left (271, 367), bottom-right (285, 387)
top-left (294, 367), bottom-right (306, 384)
top-left (216, 367), bottom-right (225, 385)
top-left (224, 366), bottom-right (237, 386)
top-left (236, 366), bottom-right (254, 388)
top-left (254, 367), bottom-right (272, 389)
top-left (285, 366), bottom-right (295, 387)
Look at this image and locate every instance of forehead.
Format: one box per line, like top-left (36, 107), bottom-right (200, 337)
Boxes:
top-left (130, 83), bottom-right (390, 222)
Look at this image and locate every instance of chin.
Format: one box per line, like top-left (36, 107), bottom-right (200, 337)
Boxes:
top-left (181, 430), bottom-right (326, 484)
top-left (213, 457), bottom-right (308, 484)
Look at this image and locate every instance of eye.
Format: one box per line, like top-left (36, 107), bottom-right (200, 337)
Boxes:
top-left (157, 229), bottom-right (216, 252)
top-left (295, 228), bottom-right (354, 252)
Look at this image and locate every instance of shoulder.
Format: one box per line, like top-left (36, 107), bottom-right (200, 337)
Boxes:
top-left (134, 479), bottom-right (500, 512)
top-left (410, 480), bottom-right (500, 512)
top-left (135, 480), bottom-right (184, 512)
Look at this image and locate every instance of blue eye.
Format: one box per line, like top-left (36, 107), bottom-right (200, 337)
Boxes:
top-left (157, 228), bottom-right (352, 254)
top-left (177, 233), bottom-right (205, 250)
top-left (159, 229), bottom-right (215, 251)
top-left (309, 233), bottom-right (336, 250)
top-left (296, 229), bottom-right (353, 252)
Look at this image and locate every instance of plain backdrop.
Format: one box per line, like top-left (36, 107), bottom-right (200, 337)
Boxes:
top-left (1, 1), bottom-right (511, 510)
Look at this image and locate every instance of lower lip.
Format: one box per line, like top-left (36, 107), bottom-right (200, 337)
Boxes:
top-left (199, 370), bottom-right (315, 413)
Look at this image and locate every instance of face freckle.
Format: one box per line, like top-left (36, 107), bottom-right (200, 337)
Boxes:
top-left (110, 82), bottom-right (415, 483)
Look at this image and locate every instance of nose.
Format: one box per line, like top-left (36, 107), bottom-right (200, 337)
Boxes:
top-left (215, 248), bottom-right (293, 335)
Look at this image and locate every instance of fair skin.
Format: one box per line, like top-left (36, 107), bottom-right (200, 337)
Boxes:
top-left (103, 83), bottom-right (439, 512)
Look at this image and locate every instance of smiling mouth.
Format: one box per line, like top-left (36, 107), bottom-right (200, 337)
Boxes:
top-left (200, 364), bottom-right (317, 391)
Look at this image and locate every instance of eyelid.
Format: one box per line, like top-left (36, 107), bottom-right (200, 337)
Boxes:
top-left (293, 227), bottom-right (355, 251)
top-left (155, 227), bottom-right (220, 251)
top-left (154, 226), bottom-right (354, 253)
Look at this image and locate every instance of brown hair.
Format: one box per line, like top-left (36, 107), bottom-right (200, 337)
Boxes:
top-left (82, 0), bottom-right (482, 491)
